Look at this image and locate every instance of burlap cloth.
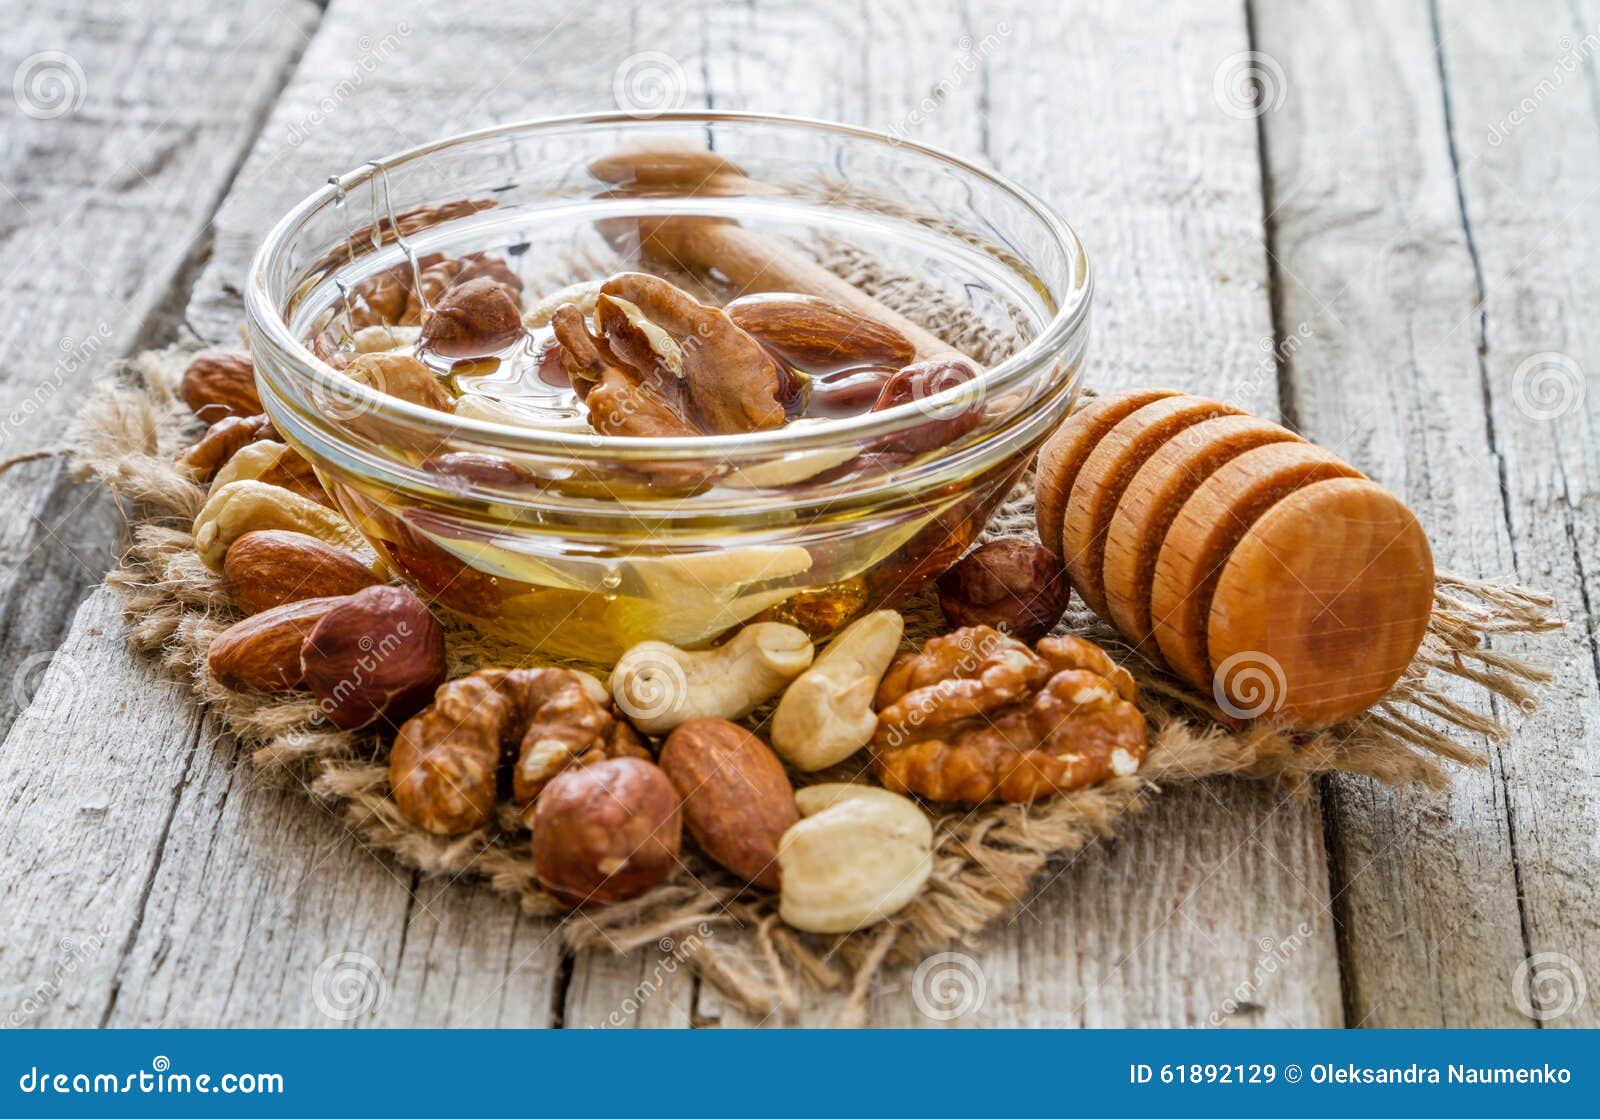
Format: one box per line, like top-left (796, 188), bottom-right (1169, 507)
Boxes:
top-left (60, 253), bottom-right (1562, 1025)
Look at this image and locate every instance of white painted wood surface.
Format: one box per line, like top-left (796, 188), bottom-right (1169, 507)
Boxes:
top-left (0, 0), bottom-right (1593, 1028)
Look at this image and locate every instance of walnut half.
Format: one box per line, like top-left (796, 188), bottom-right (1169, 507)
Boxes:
top-left (551, 272), bottom-right (787, 437)
top-left (389, 667), bottom-right (648, 835)
top-left (871, 627), bottom-right (1146, 803)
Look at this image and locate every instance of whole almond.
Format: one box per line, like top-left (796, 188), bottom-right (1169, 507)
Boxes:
top-left (181, 349), bottom-right (262, 423)
top-left (726, 293), bottom-right (916, 374)
top-left (659, 718), bottom-right (798, 890)
top-left (223, 530), bottom-right (380, 615)
top-left (422, 451), bottom-right (536, 490)
top-left (207, 596), bottom-right (341, 692)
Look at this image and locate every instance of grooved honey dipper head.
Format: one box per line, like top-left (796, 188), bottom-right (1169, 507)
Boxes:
top-left (1206, 478), bottom-right (1434, 728)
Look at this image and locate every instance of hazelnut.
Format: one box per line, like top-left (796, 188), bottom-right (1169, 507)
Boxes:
top-left (660, 718), bottom-right (797, 890)
top-left (936, 538), bottom-right (1072, 642)
top-left (871, 357), bottom-right (984, 452)
top-left (299, 585), bottom-right (447, 729)
top-left (533, 757), bottom-right (683, 907)
top-left (180, 349), bottom-right (261, 422)
top-left (418, 276), bottom-right (524, 358)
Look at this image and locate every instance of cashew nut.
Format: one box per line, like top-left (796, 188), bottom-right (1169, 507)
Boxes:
top-left (523, 279), bottom-right (601, 328)
top-left (770, 610), bottom-right (903, 771)
top-left (193, 480), bottom-right (369, 571)
top-left (341, 352), bottom-right (453, 412)
top-left (208, 440), bottom-right (294, 494)
top-left (778, 783), bottom-right (932, 933)
top-left (610, 622), bottom-right (814, 735)
top-left (351, 324), bottom-right (421, 353)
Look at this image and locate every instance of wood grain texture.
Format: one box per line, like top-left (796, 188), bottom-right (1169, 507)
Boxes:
top-left (1250, 0), bottom-right (1591, 1025)
top-left (937, 0), bottom-right (1344, 1029)
top-left (0, 588), bottom-right (205, 1026)
top-left (91, 0), bottom-right (698, 1029)
top-left (0, 0), bottom-right (318, 742)
top-left (0, 0), bottom-right (319, 1026)
top-left (0, 0), bottom-right (1591, 1030)
top-left (1432, 0), bottom-right (1600, 1027)
top-left (698, 0), bottom-right (1344, 1027)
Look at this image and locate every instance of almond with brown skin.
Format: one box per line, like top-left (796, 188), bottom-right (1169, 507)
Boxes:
top-left (659, 718), bottom-right (798, 890)
top-left (207, 596), bottom-right (341, 692)
top-left (726, 293), bottom-right (916, 374)
top-left (422, 451), bottom-right (536, 490)
top-left (223, 530), bottom-right (382, 615)
top-left (180, 349), bottom-right (262, 423)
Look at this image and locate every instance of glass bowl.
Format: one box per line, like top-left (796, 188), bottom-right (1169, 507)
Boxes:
top-left (245, 112), bottom-right (1090, 662)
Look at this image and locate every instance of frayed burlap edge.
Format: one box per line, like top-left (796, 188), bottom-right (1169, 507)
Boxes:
top-left (59, 345), bottom-right (1560, 1027)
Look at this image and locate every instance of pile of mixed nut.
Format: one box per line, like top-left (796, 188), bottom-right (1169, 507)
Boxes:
top-left (176, 336), bottom-right (1147, 931)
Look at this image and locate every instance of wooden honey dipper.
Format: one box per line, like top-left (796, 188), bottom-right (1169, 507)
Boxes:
top-left (1035, 390), bottom-right (1435, 729)
top-left (587, 143), bottom-right (967, 363)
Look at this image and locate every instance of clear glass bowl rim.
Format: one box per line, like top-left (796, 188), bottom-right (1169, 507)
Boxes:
top-left (244, 109), bottom-right (1092, 463)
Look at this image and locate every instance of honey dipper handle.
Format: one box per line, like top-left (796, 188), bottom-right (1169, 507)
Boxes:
top-left (590, 143), bottom-right (969, 363)
top-left (643, 220), bottom-right (966, 363)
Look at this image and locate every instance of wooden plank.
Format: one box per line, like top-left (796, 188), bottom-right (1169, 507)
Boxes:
top-left (867, 0), bottom-right (1340, 1029)
top-left (1426, 0), bottom-right (1600, 1027)
top-left (695, 0), bottom-right (1342, 1027)
top-left (0, 0), bottom-right (319, 742)
top-left (0, 0), bottom-right (321, 1027)
top-left (0, 587), bottom-right (205, 1025)
top-left (382, 879), bottom-right (563, 1028)
top-left (1250, 0), bottom-right (1529, 1027)
top-left (87, 0), bottom-right (703, 1028)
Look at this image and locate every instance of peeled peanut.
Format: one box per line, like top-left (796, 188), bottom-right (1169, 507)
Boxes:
top-left (777, 783), bottom-right (932, 934)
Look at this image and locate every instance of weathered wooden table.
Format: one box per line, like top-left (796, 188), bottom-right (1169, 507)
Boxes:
top-left (0, 0), bottom-right (1594, 1028)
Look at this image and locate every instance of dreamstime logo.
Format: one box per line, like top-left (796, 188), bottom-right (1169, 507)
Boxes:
top-left (911, 952), bottom-right (987, 1021)
top-left (605, 923), bottom-right (714, 1026)
top-left (905, 362), bottom-right (986, 423)
top-left (1487, 27), bottom-right (1600, 145)
top-left (1513, 952), bottom-right (1587, 1022)
top-left (612, 51), bottom-right (687, 118)
top-left (312, 951), bottom-right (388, 1021)
top-left (313, 617), bottom-right (414, 721)
top-left (1510, 351), bottom-right (1585, 421)
top-left (1211, 650), bottom-right (1286, 720)
top-left (3, 322), bottom-right (112, 446)
top-left (284, 22), bottom-right (412, 147)
top-left (1212, 50), bottom-right (1287, 119)
top-left (879, 626), bottom-right (1008, 750)
top-left (8, 920), bottom-right (112, 1026)
top-left (611, 648), bottom-right (689, 723)
top-left (885, 23), bottom-right (1012, 142)
top-left (13, 51), bottom-right (86, 120)
top-left (11, 649), bottom-right (85, 714)
top-left (309, 369), bottom-right (385, 422)
top-left (1209, 922), bottom-right (1314, 1025)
